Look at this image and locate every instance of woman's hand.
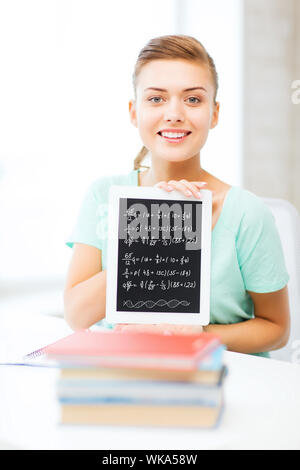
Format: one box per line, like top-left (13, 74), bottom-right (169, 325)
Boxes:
top-left (114, 323), bottom-right (203, 335)
top-left (154, 179), bottom-right (207, 199)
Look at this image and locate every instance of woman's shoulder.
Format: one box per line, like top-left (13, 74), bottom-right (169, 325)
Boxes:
top-left (222, 185), bottom-right (274, 234)
top-left (233, 186), bottom-right (271, 217)
top-left (230, 185), bottom-right (266, 208)
top-left (210, 175), bottom-right (266, 223)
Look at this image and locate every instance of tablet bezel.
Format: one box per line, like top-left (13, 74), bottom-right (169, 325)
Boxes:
top-left (105, 186), bottom-right (212, 326)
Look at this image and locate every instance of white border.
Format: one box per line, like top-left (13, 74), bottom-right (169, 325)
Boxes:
top-left (106, 186), bottom-right (212, 325)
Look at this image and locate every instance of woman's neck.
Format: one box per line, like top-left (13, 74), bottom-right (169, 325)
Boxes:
top-left (139, 154), bottom-right (209, 186)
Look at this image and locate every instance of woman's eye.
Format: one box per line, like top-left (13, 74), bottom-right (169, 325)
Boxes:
top-left (149, 96), bottom-right (163, 103)
top-left (148, 96), bottom-right (201, 104)
top-left (187, 96), bottom-right (201, 104)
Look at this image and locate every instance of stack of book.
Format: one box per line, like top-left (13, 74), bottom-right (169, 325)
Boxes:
top-left (32, 329), bottom-right (227, 428)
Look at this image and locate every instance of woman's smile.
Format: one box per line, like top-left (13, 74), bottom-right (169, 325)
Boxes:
top-left (157, 128), bottom-right (192, 143)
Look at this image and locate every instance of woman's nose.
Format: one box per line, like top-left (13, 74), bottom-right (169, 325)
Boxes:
top-left (163, 99), bottom-right (184, 122)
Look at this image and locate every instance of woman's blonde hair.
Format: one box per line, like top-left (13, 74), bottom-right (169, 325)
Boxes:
top-left (132, 34), bottom-right (219, 171)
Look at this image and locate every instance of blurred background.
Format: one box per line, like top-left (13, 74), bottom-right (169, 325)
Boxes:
top-left (0, 0), bottom-right (299, 320)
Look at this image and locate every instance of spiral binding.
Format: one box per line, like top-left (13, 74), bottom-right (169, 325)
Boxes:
top-left (24, 346), bottom-right (46, 360)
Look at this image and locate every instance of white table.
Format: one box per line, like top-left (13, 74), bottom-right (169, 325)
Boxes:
top-left (0, 309), bottom-right (300, 450)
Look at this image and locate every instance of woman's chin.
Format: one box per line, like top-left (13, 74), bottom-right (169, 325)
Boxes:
top-left (153, 152), bottom-right (193, 163)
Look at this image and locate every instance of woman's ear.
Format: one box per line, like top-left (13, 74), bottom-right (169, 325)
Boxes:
top-left (210, 101), bottom-right (220, 129)
top-left (129, 99), bottom-right (138, 127)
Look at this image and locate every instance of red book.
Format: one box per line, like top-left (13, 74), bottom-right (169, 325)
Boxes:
top-left (26, 329), bottom-right (221, 371)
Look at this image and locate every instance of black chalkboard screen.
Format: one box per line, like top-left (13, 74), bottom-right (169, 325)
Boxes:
top-left (106, 186), bottom-right (212, 326)
top-left (117, 197), bottom-right (201, 313)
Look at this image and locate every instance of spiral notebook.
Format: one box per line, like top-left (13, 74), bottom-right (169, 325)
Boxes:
top-left (6, 329), bottom-right (222, 370)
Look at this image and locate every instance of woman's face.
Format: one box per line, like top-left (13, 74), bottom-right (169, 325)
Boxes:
top-left (129, 59), bottom-right (219, 163)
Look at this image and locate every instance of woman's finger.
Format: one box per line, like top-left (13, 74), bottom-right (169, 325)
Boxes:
top-left (114, 324), bottom-right (157, 333)
top-left (167, 180), bottom-right (193, 196)
top-left (179, 179), bottom-right (207, 199)
top-left (155, 180), bottom-right (208, 198)
top-left (154, 181), bottom-right (173, 191)
top-left (190, 181), bottom-right (207, 185)
top-left (167, 180), bottom-right (205, 199)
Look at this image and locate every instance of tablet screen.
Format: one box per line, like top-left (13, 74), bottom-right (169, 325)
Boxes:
top-left (106, 186), bottom-right (211, 325)
top-left (117, 197), bottom-right (201, 314)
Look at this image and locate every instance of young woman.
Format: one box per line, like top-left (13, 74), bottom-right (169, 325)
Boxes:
top-left (64, 35), bottom-right (290, 357)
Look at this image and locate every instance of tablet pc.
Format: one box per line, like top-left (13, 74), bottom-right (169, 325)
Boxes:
top-left (105, 186), bottom-right (212, 326)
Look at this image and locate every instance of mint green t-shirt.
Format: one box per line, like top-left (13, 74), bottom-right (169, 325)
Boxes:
top-left (66, 169), bottom-right (290, 357)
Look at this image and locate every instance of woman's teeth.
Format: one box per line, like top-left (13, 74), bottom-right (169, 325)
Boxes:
top-left (161, 132), bottom-right (187, 138)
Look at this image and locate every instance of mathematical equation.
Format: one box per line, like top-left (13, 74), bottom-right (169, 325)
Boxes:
top-left (120, 252), bottom-right (196, 293)
top-left (122, 279), bottom-right (197, 292)
top-left (123, 237), bottom-right (196, 247)
top-left (122, 253), bottom-right (190, 265)
top-left (117, 198), bottom-right (201, 312)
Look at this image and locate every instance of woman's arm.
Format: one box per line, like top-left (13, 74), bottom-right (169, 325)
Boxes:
top-left (203, 286), bottom-right (290, 353)
top-left (63, 243), bottom-right (107, 330)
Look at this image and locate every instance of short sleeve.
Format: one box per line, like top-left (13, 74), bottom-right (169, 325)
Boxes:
top-left (236, 198), bottom-right (290, 293)
top-left (65, 180), bottom-right (108, 251)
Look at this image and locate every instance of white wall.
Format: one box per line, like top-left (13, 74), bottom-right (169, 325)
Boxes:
top-left (0, 0), bottom-right (242, 285)
top-left (243, 0), bottom-right (300, 213)
top-left (175, 0), bottom-right (243, 186)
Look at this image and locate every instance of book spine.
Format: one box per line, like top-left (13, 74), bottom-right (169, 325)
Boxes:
top-left (58, 396), bottom-right (221, 407)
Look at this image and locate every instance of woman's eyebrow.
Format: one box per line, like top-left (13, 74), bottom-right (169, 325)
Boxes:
top-left (144, 86), bottom-right (207, 93)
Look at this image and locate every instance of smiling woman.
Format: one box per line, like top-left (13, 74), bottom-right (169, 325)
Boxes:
top-left (64, 34), bottom-right (290, 358)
